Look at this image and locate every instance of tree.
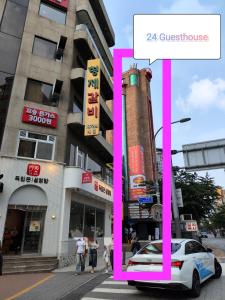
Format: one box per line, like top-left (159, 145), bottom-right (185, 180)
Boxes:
top-left (174, 170), bottom-right (220, 222)
top-left (211, 204), bottom-right (225, 229)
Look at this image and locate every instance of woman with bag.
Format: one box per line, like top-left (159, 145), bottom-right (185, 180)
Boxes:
top-left (88, 237), bottom-right (99, 273)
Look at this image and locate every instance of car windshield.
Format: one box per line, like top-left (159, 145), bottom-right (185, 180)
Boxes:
top-left (138, 242), bottom-right (181, 255)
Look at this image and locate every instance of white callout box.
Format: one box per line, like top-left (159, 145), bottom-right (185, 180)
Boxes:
top-left (134, 15), bottom-right (221, 64)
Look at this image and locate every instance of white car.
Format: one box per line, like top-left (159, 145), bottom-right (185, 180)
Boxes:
top-left (127, 239), bottom-right (222, 298)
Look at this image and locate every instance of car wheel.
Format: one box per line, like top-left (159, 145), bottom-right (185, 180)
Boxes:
top-left (190, 270), bottom-right (201, 298)
top-left (213, 259), bottom-right (222, 279)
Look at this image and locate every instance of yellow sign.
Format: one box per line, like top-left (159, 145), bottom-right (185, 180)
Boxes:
top-left (84, 59), bottom-right (101, 136)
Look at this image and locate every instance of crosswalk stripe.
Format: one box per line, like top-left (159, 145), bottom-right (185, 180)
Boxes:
top-left (92, 288), bottom-right (139, 294)
top-left (82, 298), bottom-right (110, 300)
top-left (102, 281), bottom-right (128, 285)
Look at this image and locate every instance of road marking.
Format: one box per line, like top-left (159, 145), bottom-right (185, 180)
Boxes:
top-left (4, 274), bottom-right (54, 300)
top-left (82, 298), bottom-right (110, 300)
top-left (102, 280), bottom-right (127, 285)
top-left (92, 288), bottom-right (139, 294)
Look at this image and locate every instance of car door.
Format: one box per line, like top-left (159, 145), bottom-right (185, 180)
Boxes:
top-left (195, 242), bottom-right (214, 276)
top-left (192, 241), bottom-right (214, 282)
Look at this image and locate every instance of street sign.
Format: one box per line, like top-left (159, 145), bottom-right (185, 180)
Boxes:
top-left (138, 196), bottom-right (153, 205)
top-left (176, 188), bottom-right (183, 207)
top-left (185, 221), bottom-right (198, 232)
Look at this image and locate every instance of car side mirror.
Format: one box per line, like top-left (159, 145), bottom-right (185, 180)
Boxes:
top-left (207, 248), bottom-right (213, 253)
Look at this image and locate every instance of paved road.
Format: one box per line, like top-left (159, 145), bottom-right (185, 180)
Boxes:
top-left (202, 237), bottom-right (225, 253)
top-left (81, 264), bottom-right (225, 300)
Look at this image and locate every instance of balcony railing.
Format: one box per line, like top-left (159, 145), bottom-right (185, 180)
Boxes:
top-left (75, 24), bottom-right (113, 82)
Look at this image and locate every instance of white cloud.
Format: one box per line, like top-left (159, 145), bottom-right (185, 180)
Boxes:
top-left (122, 24), bottom-right (133, 48)
top-left (160, 0), bottom-right (215, 14)
top-left (176, 78), bottom-right (225, 112)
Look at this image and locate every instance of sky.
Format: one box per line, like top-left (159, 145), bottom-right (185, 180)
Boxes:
top-left (103, 0), bottom-right (225, 188)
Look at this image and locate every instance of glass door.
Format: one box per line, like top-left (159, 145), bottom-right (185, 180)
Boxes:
top-left (22, 211), bottom-right (45, 254)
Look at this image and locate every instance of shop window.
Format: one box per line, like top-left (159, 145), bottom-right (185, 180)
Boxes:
top-left (130, 74), bottom-right (138, 86)
top-left (69, 202), bottom-right (105, 239)
top-left (39, 2), bottom-right (66, 25)
top-left (0, 1), bottom-right (27, 38)
top-left (96, 209), bottom-right (104, 237)
top-left (33, 36), bottom-right (57, 60)
top-left (25, 79), bottom-right (56, 107)
top-left (17, 130), bottom-right (55, 160)
top-left (69, 202), bottom-right (84, 238)
top-left (84, 206), bottom-right (95, 239)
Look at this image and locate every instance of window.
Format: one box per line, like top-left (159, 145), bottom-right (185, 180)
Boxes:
top-left (25, 79), bottom-right (56, 107)
top-left (185, 241), bottom-right (205, 255)
top-left (130, 74), bottom-right (138, 86)
top-left (33, 36), bottom-right (57, 60)
top-left (0, 32), bottom-right (20, 74)
top-left (139, 242), bottom-right (181, 255)
top-left (69, 202), bottom-right (84, 238)
top-left (87, 157), bottom-right (101, 174)
top-left (69, 202), bottom-right (105, 239)
top-left (0, 1), bottom-right (27, 38)
top-left (17, 130), bottom-right (55, 160)
top-left (69, 145), bottom-right (86, 169)
top-left (39, 2), bottom-right (66, 25)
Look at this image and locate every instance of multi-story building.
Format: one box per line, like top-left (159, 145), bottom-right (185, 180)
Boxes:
top-left (122, 65), bottom-right (158, 240)
top-left (0, 0), bottom-right (114, 268)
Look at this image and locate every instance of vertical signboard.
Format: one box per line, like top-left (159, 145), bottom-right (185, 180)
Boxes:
top-left (128, 145), bottom-right (146, 200)
top-left (84, 59), bottom-right (101, 136)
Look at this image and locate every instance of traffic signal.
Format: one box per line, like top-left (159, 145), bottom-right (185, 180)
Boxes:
top-left (0, 174), bottom-right (3, 193)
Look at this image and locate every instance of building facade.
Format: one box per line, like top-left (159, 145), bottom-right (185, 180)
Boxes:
top-left (122, 65), bottom-right (158, 240)
top-left (0, 0), bottom-right (114, 266)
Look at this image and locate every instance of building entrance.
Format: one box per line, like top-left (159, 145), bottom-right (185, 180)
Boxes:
top-left (2, 206), bottom-right (46, 255)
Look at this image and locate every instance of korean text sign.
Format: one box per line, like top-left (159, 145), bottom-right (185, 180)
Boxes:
top-left (84, 59), bottom-right (101, 136)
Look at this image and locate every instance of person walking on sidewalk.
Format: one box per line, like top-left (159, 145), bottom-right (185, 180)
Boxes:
top-left (103, 245), bottom-right (110, 273)
top-left (88, 237), bottom-right (99, 274)
top-left (108, 236), bottom-right (114, 272)
top-left (74, 237), bottom-right (86, 275)
top-left (0, 240), bottom-right (3, 276)
top-left (131, 237), bottom-right (141, 255)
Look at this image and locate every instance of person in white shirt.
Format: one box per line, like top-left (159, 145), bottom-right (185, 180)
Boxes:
top-left (74, 237), bottom-right (86, 275)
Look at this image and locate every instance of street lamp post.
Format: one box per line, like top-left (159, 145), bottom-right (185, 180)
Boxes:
top-left (154, 117), bottom-right (191, 238)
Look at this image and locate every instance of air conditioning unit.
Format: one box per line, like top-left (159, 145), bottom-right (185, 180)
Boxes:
top-left (180, 214), bottom-right (193, 221)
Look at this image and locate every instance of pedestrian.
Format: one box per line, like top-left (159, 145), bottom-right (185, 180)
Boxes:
top-left (108, 235), bottom-right (114, 272)
top-left (131, 237), bottom-right (141, 255)
top-left (103, 245), bottom-right (110, 273)
top-left (74, 237), bottom-right (86, 275)
top-left (0, 240), bottom-right (3, 276)
top-left (88, 237), bottom-right (99, 273)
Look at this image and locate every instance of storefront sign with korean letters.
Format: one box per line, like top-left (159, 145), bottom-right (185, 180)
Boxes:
top-left (27, 164), bottom-right (41, 177)
top-left (84, 59), bottom-right (101, 136)
top-left (22, 106), bottom-right (58, 128)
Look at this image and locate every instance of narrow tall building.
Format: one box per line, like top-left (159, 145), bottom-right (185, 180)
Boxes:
top-left (122, 65), bottom-right (158, 240)
top-left (0, 0), bottom-right (114, 272)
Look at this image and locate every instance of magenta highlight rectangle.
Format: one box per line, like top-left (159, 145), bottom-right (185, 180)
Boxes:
top-left (113, 49), bottom-right (172, 280)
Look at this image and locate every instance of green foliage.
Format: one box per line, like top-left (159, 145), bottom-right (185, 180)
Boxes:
top-left (175, 170), bottom-right (220, 222)
top-left (211, 204), bottom-right (225, 229)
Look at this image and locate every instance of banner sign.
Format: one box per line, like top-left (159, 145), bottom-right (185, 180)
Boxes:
top-left (84, 59), bottom-right (101, 136)
top-left (82, 172), bottom-right (92, 184)
top-left (22, 106), bottom-right (58, 128)
top-left (27, 164), bottom-right (41, 177)
top-left (46, 0), bottom-right (68, 10)
top-left (128, 145), bottom-right (146, 200)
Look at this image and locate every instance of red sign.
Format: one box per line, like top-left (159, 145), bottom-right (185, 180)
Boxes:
top-left (128, 145), bottom-right (145, 175)
top-left (82, 172), bottom-right (92, 184)
top-left (27, 164), bottom-right (41, 177)
top-left (46, 0), bottom-right (68, 9)
top-left (22, 107), bottom-right (58, 128)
